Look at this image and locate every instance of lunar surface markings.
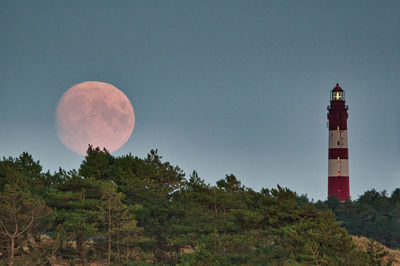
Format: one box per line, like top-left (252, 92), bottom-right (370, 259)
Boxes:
top-left (55, 81), bottom-right (135, 155)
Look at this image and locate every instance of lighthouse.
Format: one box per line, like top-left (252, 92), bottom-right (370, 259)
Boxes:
top-left (327, 83), bottom-right (350, 202)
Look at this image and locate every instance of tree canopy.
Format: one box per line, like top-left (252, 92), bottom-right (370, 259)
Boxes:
top-left (0, 149), bottom-right (397, 265)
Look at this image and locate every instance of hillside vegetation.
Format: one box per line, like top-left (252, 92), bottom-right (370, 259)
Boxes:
top-left (0, 147), bottom-right (398, 265)
top-left (315, 189), bottom-right (400, 250)
top-left (352, 236), bottom-right (400, 265)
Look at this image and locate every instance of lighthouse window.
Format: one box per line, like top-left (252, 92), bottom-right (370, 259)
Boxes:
top-left (333, 91), bottom-right (342, 100)
top-left (330, 90), bottom-right (345, 101)
top-left (337, 171), bottom-right (341, 176)
top-left (337, 126), bottom-right (340, 131)
top-left (337, 141), bottom-right (340, 146)
top-left (337, 157), bottom-right (340, 160)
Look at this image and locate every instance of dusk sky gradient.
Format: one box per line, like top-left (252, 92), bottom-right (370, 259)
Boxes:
top-left (1, 1), bottom-right (399, 201)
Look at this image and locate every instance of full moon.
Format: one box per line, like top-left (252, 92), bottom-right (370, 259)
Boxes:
top-left (55, 81), bottom-right (135, 155)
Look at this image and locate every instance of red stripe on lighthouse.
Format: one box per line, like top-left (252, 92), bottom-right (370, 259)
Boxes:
top-left (328, 148), bottom-right (348, 159)
top-left (328, 119), bottom-right (348, 130)
top-left (328, 176), bottom-right (350, 201)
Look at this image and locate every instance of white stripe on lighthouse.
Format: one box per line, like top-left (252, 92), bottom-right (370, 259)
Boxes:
top-left (328, 159), bottom-right (349, 176)
top-left (329, 130), bottom-right (348, 148)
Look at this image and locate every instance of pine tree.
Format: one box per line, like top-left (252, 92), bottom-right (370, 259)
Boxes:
top-left (0, 184), bottom-right (49, 266)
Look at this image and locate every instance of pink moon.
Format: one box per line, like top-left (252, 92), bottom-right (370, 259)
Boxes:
top-left (55, 81), bottom-right (135, 155)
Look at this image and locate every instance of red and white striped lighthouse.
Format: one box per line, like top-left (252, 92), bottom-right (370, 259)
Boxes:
top-left (327, 83), bottom-right (350, 202)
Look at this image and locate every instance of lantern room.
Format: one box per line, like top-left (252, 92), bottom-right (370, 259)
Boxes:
top-left (330, 83), bottom-right (345, 101)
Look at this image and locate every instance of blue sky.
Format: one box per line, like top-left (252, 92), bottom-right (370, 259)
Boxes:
top-left (1, 1), bottom-right (399, 200)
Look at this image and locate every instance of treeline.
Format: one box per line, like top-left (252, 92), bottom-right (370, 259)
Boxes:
top-left (0, 147), bottom-right (396, 265)
top-left (315, 189), bottom-right (400, 250)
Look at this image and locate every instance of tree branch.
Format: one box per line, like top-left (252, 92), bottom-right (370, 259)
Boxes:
top-left (16, 211), bottom-right (35, 238)
top-left (13, 217), bottom-right (19, 237)
top-left (0, 219), bottom-right (11, 237)
top-left (0, 230), bottom-right (12, 237)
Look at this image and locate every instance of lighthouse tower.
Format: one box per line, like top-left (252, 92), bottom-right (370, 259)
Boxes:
top-left (327, 83), bottom-right (350, 202)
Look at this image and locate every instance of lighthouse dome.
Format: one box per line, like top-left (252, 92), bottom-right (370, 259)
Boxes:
top-left (332, 83), bottom-right (343, 92)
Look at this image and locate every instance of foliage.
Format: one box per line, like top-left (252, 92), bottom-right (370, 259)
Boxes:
top-left (317, 189), bottom-right (400, 249)
top-left (366, 240), bottom-right (391, 266)
top-left (0, 150), bottom-right (396, 265)
top-left (0, 183), bottom-right (50, 265)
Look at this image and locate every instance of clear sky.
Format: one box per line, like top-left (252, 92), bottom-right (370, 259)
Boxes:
top-left (1, 1), bottom-right (399, 201)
